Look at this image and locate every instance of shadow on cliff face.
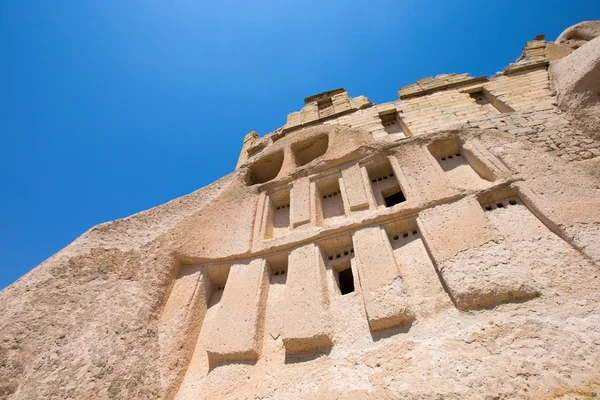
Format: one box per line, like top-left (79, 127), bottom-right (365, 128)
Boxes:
top-left (369, 321), bottom-right (413, 342)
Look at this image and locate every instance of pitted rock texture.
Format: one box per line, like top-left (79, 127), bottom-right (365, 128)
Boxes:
top-left (556, 20), bottom-right (600, 49)
top-left (2, 21), bottom-right (600, 400)
top-left (551, 26), bottom-right (600, 142)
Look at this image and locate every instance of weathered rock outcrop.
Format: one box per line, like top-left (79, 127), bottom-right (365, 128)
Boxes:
top-left (556, 20), bottom-right (600, 49)
top-left (551, 31), bottom-right (600, 142)
top-left (2, 21), bottom-right (600, 400)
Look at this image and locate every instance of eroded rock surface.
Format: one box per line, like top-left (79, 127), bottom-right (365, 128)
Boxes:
top-left (556, 20), bottom-right (600, 49)
top-left (2, 21), bottom-right (600, 400)
top-left (551, 34), bottom-right (600, 142)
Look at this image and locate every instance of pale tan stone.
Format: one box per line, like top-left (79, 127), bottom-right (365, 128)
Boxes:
top-left (291, 177), bottom-right (311, 227)
top-left (418, 196), bottom-right (497, 262)
top-left (352, 225), bottom-right (414, 331)
top-left (282, 243), bottom-right (333, 353)
top-left (205, 259), bottom-right (269, 363)
top-left (2, 21), bottom-right (600, 400)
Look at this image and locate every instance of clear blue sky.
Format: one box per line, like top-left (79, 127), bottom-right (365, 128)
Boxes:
top-left (1, 1), bottom-right (598, 290)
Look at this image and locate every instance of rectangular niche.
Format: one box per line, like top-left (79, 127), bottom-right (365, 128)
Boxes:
top-left (266, 253), bottom-right (288, 285)
top-left (384, 220), bottom-right (424, 270)
top-left (428, 137), bottom-right (495, 191)
top-left (379, 111), bottom-right (412, 138)
top-left (292, 134), bottom-right (329, 166)
top-left (315, 174), bottom-right (345, 226)
top-left (317, 97), bottom-right (334, 119)
top-left (319, 235), bottom-right (356, 296)
top-left (463, 87), bottom-right (514, 114)
top-left (364, 158), bottom-right (406, 208)
top-left (247, 150), bottom-right (284, 186)
top-left (204, 265), bottom-right (231, 308)
top-left (264, 188), bottom-right (291, 239)
top-left (262, 253), bottom-right (289, 354)
top-left (478, 188), bottom-right (552, 243)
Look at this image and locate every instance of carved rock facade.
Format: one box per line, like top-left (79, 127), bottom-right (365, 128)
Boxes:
top-left (2, 22), bottom-right (600, 400)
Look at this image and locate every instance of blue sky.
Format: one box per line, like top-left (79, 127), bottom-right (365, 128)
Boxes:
top-left (1, 1), bottom-right (598, 290)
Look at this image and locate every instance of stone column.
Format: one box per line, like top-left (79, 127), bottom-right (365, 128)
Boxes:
top-left (283, 243), bottom-right (333, 352)
top-left (291, 177), bottom-right (311, 227)
top-left (205, 258), bottom-right (269, 363)
top-left (341, 163), bottom-right (369, 211)
top-left (353, 225), bottom-right (414, 331)
top-left (159, 264), bottom-right (210, 391)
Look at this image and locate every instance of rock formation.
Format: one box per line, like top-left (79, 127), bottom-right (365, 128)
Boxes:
top-left (2, 21), bottom-right (600, 400)
top-left (551, 23), bottom-right (600, 141)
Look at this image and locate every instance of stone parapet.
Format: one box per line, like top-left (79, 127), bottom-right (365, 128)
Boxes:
top-left (398, 73), bottom-right (488, 99)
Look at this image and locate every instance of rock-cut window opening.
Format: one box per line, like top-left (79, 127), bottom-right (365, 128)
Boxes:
top-left (264, 189), bottom-right (291, 239)
top-left (248, 150), bottom-right (284, 185)
top-left (291, 134), bottom-right (329, 166)
top-left (266, 253), bottom-right (288, 284)
top-left (317, 98), bottom-right (334, 119)
top-left (333, 259), bottom-right (354, 295)
top-left (384, 190), bottom-right (406, 207)
top-left (428, 137), bottom-right (495, 190)
top-left (466, 88), bottom-right (514, 114)
top-left (315, 175), bottom-right (345, 225)
top-left (379, 111), bottom-right (412, 137)
top-left (365, 159), bottom-right (406, 208)
top-left (204, 265), bottom-right (231, 307)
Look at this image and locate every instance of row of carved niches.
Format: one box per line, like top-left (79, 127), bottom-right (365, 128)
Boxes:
top-left (246, 134), bottom-right (330, 185)
top-left (162, 188), bottom-right (589, 369)
top-left (259, 139), bottom-right (497, 240)
top-left (259, 157), bottom-right (408, 239)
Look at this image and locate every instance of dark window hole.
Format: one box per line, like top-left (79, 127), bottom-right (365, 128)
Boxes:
top-left (384, 191), bottom-right (406, 208)
top-left (509, 199), bottom-right (517, 205)
top-left (496, 202), bottom-right (504, 208)
top-left (485, 205), bottom-right (493, 211)
top-left (338, 268), bottom-right (355, 295)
